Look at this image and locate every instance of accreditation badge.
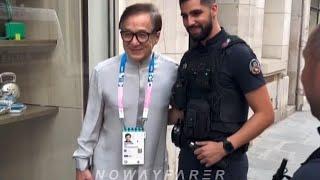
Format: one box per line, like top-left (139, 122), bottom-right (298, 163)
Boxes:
top-left (122, 128), bottom-right (146, 165)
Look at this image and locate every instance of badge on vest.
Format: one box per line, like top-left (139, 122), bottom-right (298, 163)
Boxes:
top-left (122, 127), bottom-right (146, 165)
top-left (249, 58), bottom-right (261, 75)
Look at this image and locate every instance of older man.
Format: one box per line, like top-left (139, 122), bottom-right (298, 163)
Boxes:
top-left (73, 3), bottom-right (177, 180)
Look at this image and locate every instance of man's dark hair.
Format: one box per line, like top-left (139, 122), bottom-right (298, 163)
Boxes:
top-left (179, 0), bottom-right (216, 6)
top-left (119, 3), bottom-right (162, 32)
top-left (303, 25), bottom-right (320, 62)
top-left (125, 133), bottom-right (131, 138)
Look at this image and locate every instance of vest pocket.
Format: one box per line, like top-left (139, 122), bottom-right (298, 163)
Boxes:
top-left (183, 99), bottom-right (211, 140)
top-left (210, 89), bottom-right (248, 134)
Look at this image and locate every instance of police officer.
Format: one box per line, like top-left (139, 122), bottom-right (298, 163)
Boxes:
top-left (169, 0), bottom-right (275, 179)
top-left (290, 25), bottom-right (320, 180)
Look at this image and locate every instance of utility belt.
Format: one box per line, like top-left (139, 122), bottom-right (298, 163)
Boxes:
top-left (171, 98), bottom-right (249, 154)
top-left (173, 126), bottom-right (249, 155)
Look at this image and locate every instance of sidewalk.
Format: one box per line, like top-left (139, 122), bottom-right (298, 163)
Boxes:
top-left (247, 107), bottom-right (320, 180)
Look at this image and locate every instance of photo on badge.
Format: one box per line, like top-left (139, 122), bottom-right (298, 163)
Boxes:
top-left (122, 130), bottom-right (145, 165)
top-left (124, 133), bottom-right (134, 147)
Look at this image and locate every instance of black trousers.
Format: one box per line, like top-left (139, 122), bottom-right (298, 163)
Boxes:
top-left (178, 147), bottom-right (248, 180)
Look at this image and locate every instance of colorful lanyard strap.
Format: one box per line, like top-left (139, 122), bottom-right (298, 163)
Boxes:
top-left (118, 53), bottom-right (155, 129)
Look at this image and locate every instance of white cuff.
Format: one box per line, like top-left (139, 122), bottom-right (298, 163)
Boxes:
top-left (75, 158), bottom-right (90, 171)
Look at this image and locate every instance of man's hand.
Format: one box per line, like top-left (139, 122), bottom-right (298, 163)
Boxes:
top-left (168, 108), bottom-right (184, 125)
top-left (76, 169), bottom-right (93, 180)
top-left (194, 141), bottom-right (227, 167)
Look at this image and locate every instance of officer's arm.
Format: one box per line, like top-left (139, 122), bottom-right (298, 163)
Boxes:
top-left (227, 85), bottom-right (274, 150)
top-left (168, 107), bottom-right (184, 125)
top-left (168, 55), bottom-right (187, 125)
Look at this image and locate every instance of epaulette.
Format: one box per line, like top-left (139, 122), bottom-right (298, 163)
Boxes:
top-left (221, 35), bottom-right (247, 50)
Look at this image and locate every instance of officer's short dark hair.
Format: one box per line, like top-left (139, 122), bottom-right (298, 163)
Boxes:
top-left (179, 0), bottom-right (217, 6)
top-left (119, 3), bottom-right (162, 33)
top-left (125, 133), bottom-right (131, 138)
top-left (303, 25), bottom-right (320, 62)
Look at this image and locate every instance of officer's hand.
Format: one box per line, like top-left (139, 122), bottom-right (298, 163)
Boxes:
top-left (194, 141), bottom-right (227, 167)
top-left (76, 169), bottom-right (93, 180)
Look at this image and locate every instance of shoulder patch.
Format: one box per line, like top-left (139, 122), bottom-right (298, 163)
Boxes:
top-left (249, 59), bottom-right (261, 75)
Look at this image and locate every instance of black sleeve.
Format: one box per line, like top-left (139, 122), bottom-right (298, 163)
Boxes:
top-left (170, 52), bottom-right (188, 109)
top-left (177, 53), bottom-right (188, 78)
top-left (292, 160), bottom-right (320, 180)
top-left (226, 44), bottom-right (266, 94)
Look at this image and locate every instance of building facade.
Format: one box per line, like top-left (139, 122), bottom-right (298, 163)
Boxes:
top-left (0, 0), bottom-right (319, 179)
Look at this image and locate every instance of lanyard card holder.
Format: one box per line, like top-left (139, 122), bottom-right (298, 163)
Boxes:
top-left (119, 54), bottom-right (153, 166)
top-left (122, 127), bottom-right (146, 165)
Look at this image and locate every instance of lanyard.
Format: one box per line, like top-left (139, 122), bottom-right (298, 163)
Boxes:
top-left (118, 53), bottom-right (155, 128)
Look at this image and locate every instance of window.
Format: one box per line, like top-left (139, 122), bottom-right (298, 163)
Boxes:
top-left (310, 0), bottom-right (320, 33)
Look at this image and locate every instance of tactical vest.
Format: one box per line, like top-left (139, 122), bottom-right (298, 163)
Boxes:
top-left (173, 35), bottom-right (254, 141)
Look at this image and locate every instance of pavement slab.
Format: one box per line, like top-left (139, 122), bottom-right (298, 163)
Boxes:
top-left (247, 110), bottom-right (320, 180)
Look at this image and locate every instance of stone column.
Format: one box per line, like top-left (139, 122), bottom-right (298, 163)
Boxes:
top-left (262, 0), bottom-right (292, 61)
top-left (284, 0), bottom-right (310, 111)
top-left (288, 0), bottom-right (303, 106)
top-left (296, 0), bottom-right (311, 110)
top-left (261, 0), bottom-right (292, 76)
top-left (218, 0), bottom-right (265, 60)
top-left (261, 0), bottom-right (293, 119)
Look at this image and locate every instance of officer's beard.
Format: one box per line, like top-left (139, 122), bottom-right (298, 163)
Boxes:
top-left (187, 20), bottom-right (213, 42)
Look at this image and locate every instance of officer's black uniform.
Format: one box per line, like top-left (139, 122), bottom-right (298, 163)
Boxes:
top-left (292, 148), bottom-right (320, 180)
top-left (291, 128), bottom-right (320, 180)
top-left (172, 28), bottom-right (266, 180)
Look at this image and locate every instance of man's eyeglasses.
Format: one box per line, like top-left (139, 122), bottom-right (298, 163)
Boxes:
top-left (120, 30), bottom-right (154, 43)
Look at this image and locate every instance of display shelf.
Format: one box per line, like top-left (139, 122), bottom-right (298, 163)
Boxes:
top-left (0, 104), bottom-right (59, 126)
top-left (0, 39), bottom-right (57, 52)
